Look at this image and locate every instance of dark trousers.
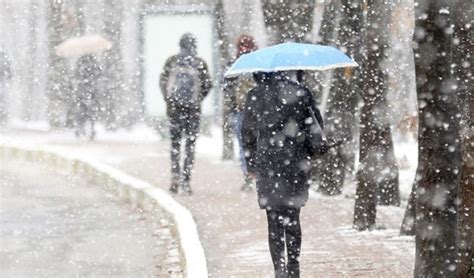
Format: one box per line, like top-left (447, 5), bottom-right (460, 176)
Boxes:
top-left (169, 107), bottom-right (200, 188)
top-left (72, 99), bottom-right (98, 140)
top-left (266, 208), bottom-right (302, 278)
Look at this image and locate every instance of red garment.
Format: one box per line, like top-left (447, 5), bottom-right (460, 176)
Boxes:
top-left (236, 35), bottom-right (257, 58)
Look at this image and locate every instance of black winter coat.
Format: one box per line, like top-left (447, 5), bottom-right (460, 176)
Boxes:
top-left (241, 77), bottom-right (324, 209)
top-left (74, 55), bottom-right (101, 103)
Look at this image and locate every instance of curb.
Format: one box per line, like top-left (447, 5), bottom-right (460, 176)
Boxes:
top-left (0, 144), bottom-right (208, 278)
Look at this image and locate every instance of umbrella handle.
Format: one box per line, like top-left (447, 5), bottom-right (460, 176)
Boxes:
top-left (327, 138), bottom-right (347, 149)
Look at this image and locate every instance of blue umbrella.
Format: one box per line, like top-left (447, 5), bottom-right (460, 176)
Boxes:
top-left (224, 42), bottom-right (358, 77)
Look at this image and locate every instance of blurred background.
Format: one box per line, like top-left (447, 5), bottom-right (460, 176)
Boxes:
top-left (0, 0), bottom-right (416, 133)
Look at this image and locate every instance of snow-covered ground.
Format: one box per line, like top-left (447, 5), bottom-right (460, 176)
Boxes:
top-left (3, 120), bottom-right (226, 159)
top-left (1, 121), bottom-right (418, 210)
top-left (1, 123), bottom-right (417, 277)
top-left (2, 120), bottom-right (418, 189)
top-left (1, 159), bottom-right (179, 277)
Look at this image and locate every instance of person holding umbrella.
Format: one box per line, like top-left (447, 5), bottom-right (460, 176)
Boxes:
top-left (56, 34), bottom-right (112, 139)
top-left (242, 71), bottom-right (326, 278)
top-left (227, 42), bottom-right (357, 277)
top-left (72, 54), bottom-right (101, 139)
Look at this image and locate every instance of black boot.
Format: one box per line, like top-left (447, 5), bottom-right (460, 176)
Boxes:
top-left (275, 266), bottom-right (288, 278)
top-left (169, 176), bottom-right (179, 194)
top-left (287, 262), bottom-right (300, 278)
top-left (181, 179), bottom-right (193, 196)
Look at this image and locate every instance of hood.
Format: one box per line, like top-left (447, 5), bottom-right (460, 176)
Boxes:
top-left (179, 33), bottom-right (197, 57)
top-left (236, 35), bottom-right (257, 58)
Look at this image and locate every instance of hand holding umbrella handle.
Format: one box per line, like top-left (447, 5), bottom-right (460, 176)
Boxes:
top-left (326, 136), bottom-right (351, 149)
top-left (318, 139), bottom-right (344, 155)
top-left (327, 139), bottom-right (345, 149)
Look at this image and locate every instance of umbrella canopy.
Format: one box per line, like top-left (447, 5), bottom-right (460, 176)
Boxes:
top-left (56, 35), bottom-right (113, 58)
top-left (225, 42), bottom-right (358, 77)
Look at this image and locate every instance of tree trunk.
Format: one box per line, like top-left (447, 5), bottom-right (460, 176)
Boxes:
top-left (412, 1), bottom-right (462, 276)
top-left (376, 131), bottom-right (400, 206)
top-left (318, 0), bottom-right (340, 46)
top-left (400, 186), bottom-right (416, 235)
top-left (102, 0), bottom-right (125, 129)
top-left (261, 0), bottom-right (315, 44)
top-left (72, 0), bottom-right (86, 36)
top-left (311, 0), bottom-right (341, 106)
top-left (369, 0), bottom-right (400, 207)
top-left (458, 100), bottom-right (473, 278)
top-left (46, 0), bottom-right (71, 127)
top-left (454, 1), bottom-right (473, 276)
top-left (215, 0), bottom-right (234, 160)
top-left (318, 0), bottom-right (363, 196)
top-left (24, 0), bottom-right (40, 121)
top-left (353, 0), bottom-right (400, 230)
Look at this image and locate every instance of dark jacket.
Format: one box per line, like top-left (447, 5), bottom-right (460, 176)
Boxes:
top-left (159, 54), bottom-right (212, 115)
top-left (241, 76), bottom-right (324, 209)
top-left (74, 55), bottom-right (101, 102)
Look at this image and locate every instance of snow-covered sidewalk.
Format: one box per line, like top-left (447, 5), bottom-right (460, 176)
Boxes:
top-left (1, 127), bottom-right (415, 277)
top-left (1, 159), bottom-right (176, 277)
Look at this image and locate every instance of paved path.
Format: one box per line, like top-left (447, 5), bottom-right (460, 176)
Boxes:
top-left (47, 140), bottom-right (415, 277)
top-left (1, 130), bottom-right (415, 277)
top-left (0, 159), bottom-right (181, 277)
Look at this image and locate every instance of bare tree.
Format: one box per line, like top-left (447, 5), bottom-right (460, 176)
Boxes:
top-left (216, 0), bottom-right (234, 160)
top-left (261, 0), bottom-right (315, 44)
top-left (318, 0), bottom-right (340, 46)
top-left (317, 0), bottom-right (363, 196)
top-left (372, 2), bottom-right (401, 207)
top-left (102, 0), bottom-right (125, 128)
top-left (353, 0), bottom-right (400, 230)
top-left (46, 0), bottom-right (74, 127)
top-left (24, 0), bottom-right (40, 121)
top-left (453, 1), bottom-right (473, 276)
top-left (410, 0), bottom-right (464, 276)
top-left (401, 10), bottom-right (473, 278)
top-left (311, 0), bottom-right (341, 104)
top-left (458, 100), bottom-right (473, 277)
top-left (400, 188), bottom-right (416, 235)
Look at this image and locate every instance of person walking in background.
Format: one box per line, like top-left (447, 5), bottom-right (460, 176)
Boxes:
top-left (0, 50), bottom-right (12, 125)
top-left (73, 54), bottom-right (101, 140)
top-left (160, 33), bottom-right (212, 195)
top-left (223, 35), bottom-right (258, 191)
top-left (241, 72), bottom-right (327, 278)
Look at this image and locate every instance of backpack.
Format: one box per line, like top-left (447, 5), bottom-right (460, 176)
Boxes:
top-left (166, 60), bottom-right (201, 107)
